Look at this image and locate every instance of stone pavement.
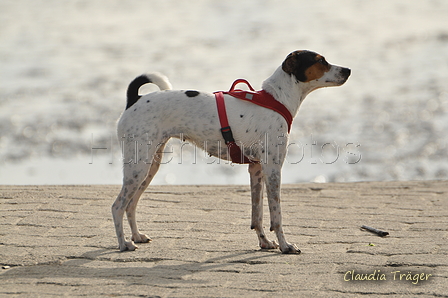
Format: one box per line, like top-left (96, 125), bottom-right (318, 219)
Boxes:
top-left (0, 181), bottom-right (447, 297)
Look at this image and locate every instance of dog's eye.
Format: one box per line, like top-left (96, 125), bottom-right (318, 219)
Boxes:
top-left (318, 58), bottom-right (328, 65)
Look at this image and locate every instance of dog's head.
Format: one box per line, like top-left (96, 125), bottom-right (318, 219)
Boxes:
top-left (282, 50), bottom-right (350, 88)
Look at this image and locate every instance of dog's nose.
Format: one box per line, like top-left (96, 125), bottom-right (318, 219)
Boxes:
top-left (342, 67), bottom-right (351, 77)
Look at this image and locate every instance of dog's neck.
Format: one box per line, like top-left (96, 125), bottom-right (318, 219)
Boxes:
top-left (262, 66), bottom-right (311, 118)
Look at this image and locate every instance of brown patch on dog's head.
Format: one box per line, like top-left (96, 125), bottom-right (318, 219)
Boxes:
top-left (282, 50), bottom-right (331, 82)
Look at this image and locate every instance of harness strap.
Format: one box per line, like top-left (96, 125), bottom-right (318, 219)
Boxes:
top-left (214, 91), bottom-right (231, 138)
top-left (215, 91), bottom-right (256, 164)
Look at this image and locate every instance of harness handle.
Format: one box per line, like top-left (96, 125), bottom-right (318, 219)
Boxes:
top-left (229, 79), bottom-right (255, 92)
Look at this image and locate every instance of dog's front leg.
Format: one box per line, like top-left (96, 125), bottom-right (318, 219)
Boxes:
top-left (249, 163), bottom-right (279, 250)
top-left (264, 165), bottom-right (301, 254)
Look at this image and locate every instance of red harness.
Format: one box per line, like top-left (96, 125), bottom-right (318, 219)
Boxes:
top-left (214, 79), bottom-right (293, 164)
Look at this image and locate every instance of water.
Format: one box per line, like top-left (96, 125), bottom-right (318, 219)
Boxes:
top-left (1, 0), bottom-right (448, 185)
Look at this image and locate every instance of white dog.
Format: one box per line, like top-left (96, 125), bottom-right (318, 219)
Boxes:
top-left (112, 50), bottom-right (351, 253)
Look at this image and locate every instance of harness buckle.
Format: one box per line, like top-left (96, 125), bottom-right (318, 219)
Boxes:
top-left (220, 126), bottom-right (235, 144)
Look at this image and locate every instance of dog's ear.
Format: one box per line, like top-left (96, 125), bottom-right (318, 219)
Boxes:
top-left (282, 50), bottom-right (315, 82)
top-left (282, 52), bottom-right (298, 74)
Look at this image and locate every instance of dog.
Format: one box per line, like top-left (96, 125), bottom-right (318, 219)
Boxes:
top-left (112, 50), bottom-right (350, 253)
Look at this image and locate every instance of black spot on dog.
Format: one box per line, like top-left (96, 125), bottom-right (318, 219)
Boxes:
top-left (185, 90), bottom-right (200, 97)
top-left (146, 100), bottom-right (150, 103)
top-left (240, 114), bottom-right (244, 118)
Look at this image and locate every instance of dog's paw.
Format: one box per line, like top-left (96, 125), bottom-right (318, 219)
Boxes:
top-left (119, 241), bottom-right (138, 252)
top-left (260, 239), bottom-right (279, 250)
top-left (132, 233), bottom-right (152, 243)
top-left (280, 243), bottom-right (301, 254)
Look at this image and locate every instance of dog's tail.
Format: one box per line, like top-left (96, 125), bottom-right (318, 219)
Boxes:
top-left (126, 73), bottom-right (172, 110)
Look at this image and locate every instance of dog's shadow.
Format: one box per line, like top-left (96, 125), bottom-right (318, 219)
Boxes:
top-left (2, 247), bottom-right (280, 286)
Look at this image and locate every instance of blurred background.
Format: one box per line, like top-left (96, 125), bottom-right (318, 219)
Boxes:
top-left (1, 0), bottom-right (447, 185)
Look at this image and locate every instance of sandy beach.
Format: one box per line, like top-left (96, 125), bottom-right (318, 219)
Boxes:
top-left (1, 181), bottom-right (447, 297)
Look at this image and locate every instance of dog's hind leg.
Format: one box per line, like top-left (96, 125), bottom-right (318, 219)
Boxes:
top-left (125, 169), bottom-right (153, 244)
top-left (249, 163), bottom-right (279, 250)
top-left (126, 154), bottom-right (163, 244)
top-left (112, 162), bottom-right (152, 251)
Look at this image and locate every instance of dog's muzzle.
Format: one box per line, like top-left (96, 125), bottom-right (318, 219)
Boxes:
top-left (337, 67), bottom-right (351, 85)
top-left (341, 67), bottom-right (351, 78)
